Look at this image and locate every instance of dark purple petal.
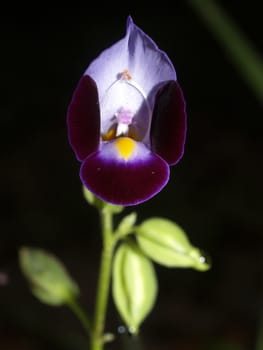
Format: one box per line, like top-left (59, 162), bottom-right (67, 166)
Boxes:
top-left (67, 75), bottom-right (100, 161)
top-left (80, 140), bottom-right (169, 206)
top-left (150, 81), bottom-right (187, 165)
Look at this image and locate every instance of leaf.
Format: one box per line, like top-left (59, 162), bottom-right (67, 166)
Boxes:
top-left (116, 212), bottom-right (137, 235)
top-left (19, 247), bottom-right (79, 306)
top-left (112, 242), bottom-right (158, 334)
top-left (136, 217), bottom-right (210, 271)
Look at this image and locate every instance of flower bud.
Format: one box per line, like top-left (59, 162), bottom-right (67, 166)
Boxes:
top-left (136, 218), bottom-right (210, 271)
top-left (112, 242), bottom-right (158, 333)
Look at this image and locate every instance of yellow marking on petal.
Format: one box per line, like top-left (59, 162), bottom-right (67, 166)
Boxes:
top-left (115, 137), bottom-right (136, 160)
top-left (102, 126), bottom-right (116, 141)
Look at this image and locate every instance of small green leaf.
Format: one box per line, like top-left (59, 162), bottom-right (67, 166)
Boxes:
top-left (112, 242), bottom-right (158, 334)
top-left (116, 212), bottom-right (137, 236)
top-left (19, 247), bottom-right (79, 306)
top-left (136, 217), bottom-right (210, 271)
top-left (83, 186), bottom-right (124, 213)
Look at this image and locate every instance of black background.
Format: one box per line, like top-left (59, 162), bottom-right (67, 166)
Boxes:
top-left (1, 2), bottom-right (262, 349)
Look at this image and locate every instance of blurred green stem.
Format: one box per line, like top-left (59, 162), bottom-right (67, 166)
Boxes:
top-left (90, 207), bottom-right (115, 350)
top-left (256, 308), bottom-right (263, 350)
top-left (188, 0), bottom-right (263, 104)
top-left (67, 298), bottom-right (91, 336)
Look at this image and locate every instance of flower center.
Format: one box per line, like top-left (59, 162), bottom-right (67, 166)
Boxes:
top-left (115, 107), bottom-right (133, 137)
top-left (101, 70), bottom-right (151, 143)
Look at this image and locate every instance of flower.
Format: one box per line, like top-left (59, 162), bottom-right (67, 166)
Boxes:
top-left (67, 16), bottom-right (186, 206)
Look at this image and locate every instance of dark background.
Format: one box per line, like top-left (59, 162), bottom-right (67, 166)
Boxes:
top-left (1, 2), bottom-right (262, 349)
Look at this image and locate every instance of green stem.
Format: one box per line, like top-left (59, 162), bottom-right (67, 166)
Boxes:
top-left (67, 298), bottom-right (91, 336)
top-left (90, 207), bottom-right (115, 350)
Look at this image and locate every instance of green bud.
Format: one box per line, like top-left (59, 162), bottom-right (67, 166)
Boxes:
top-left (112, 242), bottom-right (158, 334)
top-left (19, 247), bottom-right (79, 306)
top-left (83, 186), bottom-right (124, 213)
top-left (136, 218), bottom-right (210, 271)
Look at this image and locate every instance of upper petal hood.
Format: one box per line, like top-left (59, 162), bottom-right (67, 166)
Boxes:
top-left (85, 16), bottom-right (177, 103)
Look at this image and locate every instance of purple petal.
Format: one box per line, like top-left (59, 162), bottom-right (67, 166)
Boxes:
top-left (150, 81), bottom-right (187, 165)
top-left (84, 25), bottom-right (130, 103)
top-left (80, 138), bottom-right (169, 206)
top-left (126, 16), bottom-right (176, 98)
top-left (85, 16), bottom-right (176, 104)
top-left (67, 75), bottom-right (100, 161)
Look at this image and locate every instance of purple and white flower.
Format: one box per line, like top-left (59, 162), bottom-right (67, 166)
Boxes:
top-left (67, 16), bottom-right (187, 206)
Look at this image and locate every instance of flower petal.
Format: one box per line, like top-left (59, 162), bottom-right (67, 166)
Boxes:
top-left (80, 138), bottom-right (169, 206)
top-left (84, 26), bottom-right (129, 103)
top-left (150, 81), bottom-right (187, 165)
top-left (67, 75), bottom-right (100, 161)
top-left (126, 16), bottom-right (176, 97)
top-left (85, 16), bottom-right (176, 104)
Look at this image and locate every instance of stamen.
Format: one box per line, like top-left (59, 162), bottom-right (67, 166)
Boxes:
top-left (120, 69), bottom-right (132, 80)
top-left (126, 79), bottom-right (148, 101)
top-left (115, 107), bottom-right (133, 125)
top-left (115, 108), bottom-right (134, 136)
top-left (100, 70), bottom-right (152, 142)
top-left (102, 69), bottom-right (148, 105)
